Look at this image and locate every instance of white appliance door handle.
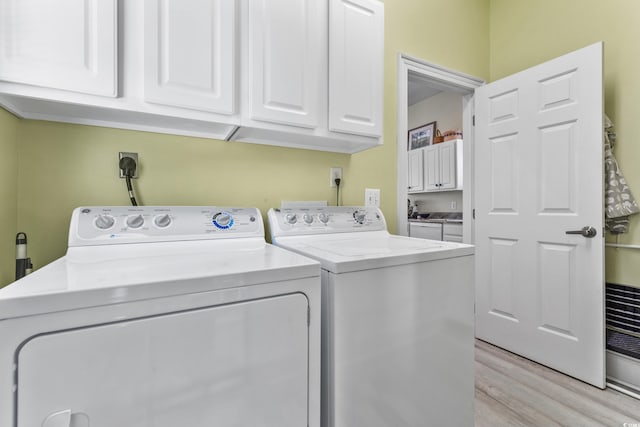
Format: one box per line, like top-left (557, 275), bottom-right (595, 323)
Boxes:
top-left (42, 409), bottom-right (71, 427)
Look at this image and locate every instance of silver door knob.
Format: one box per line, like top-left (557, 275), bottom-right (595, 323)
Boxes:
top-left (565, 226), bottom-right (597, 238)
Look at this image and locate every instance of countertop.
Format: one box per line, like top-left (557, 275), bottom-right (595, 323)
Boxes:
top-left (408, 212), bottom-right (463, 224)
top-left (409, 218), bottom-right (463, 224)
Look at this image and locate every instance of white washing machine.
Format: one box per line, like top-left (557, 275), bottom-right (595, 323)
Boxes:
top-left (268, 206), bottom-right (475, 427)
top-left (0, 206), bottom-right (321, 427)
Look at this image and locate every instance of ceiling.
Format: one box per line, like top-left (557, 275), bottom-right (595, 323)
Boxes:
top-left (407, 68), bottom-right (474, 106)
top-left (408, 74), bottom-right (442, 106)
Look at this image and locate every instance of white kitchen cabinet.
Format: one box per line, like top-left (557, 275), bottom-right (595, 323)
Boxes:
top-left (0, 0), bottom-right (384, 154)
top-left (144, 0), bottom-right (237, 115)
top-left (0, 0), bottom-right (117, 97)
top-left (409, 222), bottom-right (443, 240)
top-left (407, 139), bottom-right (463, 194)
top-left (424, 139), bottom-right (463, 191)
top-left (443, 222), bottom-right (463, 242)
top-left (328, 0), bottom-right (383, 137)
top-left (407, 149), bottom-right (424, 193)
top-left (246, 0), bottom-right (324, 128)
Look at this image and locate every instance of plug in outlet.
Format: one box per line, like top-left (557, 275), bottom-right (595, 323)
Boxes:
top-left (119, 152), bottom-right (139, 178)
top-left (450, 201), bottom-right (457, 210)
top-left (330, 167), bottom-right (343, 187)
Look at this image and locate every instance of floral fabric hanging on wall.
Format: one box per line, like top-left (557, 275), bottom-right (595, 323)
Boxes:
top-left (604, 115), bottom-right (639, 234)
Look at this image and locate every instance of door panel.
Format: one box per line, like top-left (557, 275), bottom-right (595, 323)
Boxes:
top-left (407, 149), bottom-right (424, 192)
top-left (475, 42), bottom-right (604, 387)
top-left (439, 142), bottom-right (456, 189)
top-left (424, 145), bottom-right (439, 191)
top-left (144, 0), bottom-right (236, 114)
top-left (328, 0), bottom-right (383, 137)
top-left (0, 0), bottom-right (117, 96)
top-left (248, 0), bottom-right (323, 128)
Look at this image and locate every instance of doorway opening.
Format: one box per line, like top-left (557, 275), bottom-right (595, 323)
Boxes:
top-left (395, 54), bottom-right (483, 242)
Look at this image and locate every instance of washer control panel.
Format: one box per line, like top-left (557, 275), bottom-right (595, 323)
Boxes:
top-left (69, 206), bottom-right (264, 246)
top-left (268, 206), bottom-right (387, 238)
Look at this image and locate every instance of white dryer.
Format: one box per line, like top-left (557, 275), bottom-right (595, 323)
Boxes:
top-left (268, 206), bottom-right (475, 427)
top-left (0, 206), bottom-right (321, 427)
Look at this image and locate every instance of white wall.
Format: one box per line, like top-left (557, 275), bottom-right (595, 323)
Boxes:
top-left (408, 91), bottom-right (463, 135)
top-left (410, 191), bottom-right (463, 214)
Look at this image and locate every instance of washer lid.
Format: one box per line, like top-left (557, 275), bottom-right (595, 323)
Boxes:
top-left (274, 231), bottom-right (474, 273)
top-left (0, 240), bottom-right (319, 319)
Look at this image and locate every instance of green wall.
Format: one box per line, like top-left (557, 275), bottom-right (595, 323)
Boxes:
top-left (489, 0), bottom-right (640, 285)
top-left (0, 108), bottom-right (18, 286)
top-left (0, 0), bottom-right (491, 287)
top-left (349, 0), bottom-right (490, 232)
top-left (16, 123), bottom-right (350, 270)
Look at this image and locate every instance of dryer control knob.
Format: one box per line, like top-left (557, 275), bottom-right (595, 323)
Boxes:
top-left (303, 213), bottom-right (314, 224)
top-left (154, 214), bottom-right (172, 228)
top-left (318, 213), bottom-right (330, 224)
top-left (353, 210), bottom-right (367, 224)
top-left (285, 213), bottom-right (298, 224)
top-left (94, 214), bottom-right (115, 230)
top-left (213, 212), bottom-right (234, 229)
top-left (126, 214), bottom-right (145, 229)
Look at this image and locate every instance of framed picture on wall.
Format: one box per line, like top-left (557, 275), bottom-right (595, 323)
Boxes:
top-left (408, 121), bottom-right (436, 150)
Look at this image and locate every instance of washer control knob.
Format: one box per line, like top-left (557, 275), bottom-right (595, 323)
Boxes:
top-left (154, 214), bottom-right (172, 228)
top-left (318, 213), bottom-right (330, 224)
top-left (353, 210), bottom-right (367, 224)
top-left (94, 214), bottom-right (115, 230)
top-left (126, 214), bottom-right (145, 229)
top-left (303, 213), bottom-right (314, 224)
top-left (285, 213), bottom-right (298, 224)
top-left (213, 212), bottom-right (234, 229)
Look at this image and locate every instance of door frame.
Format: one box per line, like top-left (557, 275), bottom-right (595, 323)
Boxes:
top-left (396, 54), bottom-right (484, 242)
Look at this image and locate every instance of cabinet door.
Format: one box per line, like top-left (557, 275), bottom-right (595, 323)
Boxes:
top-left (424, 145), bottom-right (440, 191)
top-left (144, 0), bottom-right (236, 114)
top-left (439, 141), bottom-right (457, 190)
top-left (443, 223), bottom-right (463, 242)
top-left (328, 0), bottom-right (383, 137)
top-left (0, 0), bottom-right (117, 96)
top-left (408, 149), bottom-right (424, 193)
top-left (248, 0), bottom-right (324, 128)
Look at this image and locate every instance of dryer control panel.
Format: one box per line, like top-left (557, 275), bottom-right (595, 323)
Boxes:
top-left (69, 206), bottom-right (264, 246)
top-left (268, 206), bottom-right (387, 238)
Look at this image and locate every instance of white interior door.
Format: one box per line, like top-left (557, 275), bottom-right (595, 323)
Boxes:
top-left (474, 42), bottom-right (604, 387)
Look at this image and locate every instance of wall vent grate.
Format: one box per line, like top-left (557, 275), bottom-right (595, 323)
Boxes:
top-left (606, 282), bottom-right (640, 359)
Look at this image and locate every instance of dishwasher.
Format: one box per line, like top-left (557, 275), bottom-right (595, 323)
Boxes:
top-left (408, 221), bottom-right (443, 240)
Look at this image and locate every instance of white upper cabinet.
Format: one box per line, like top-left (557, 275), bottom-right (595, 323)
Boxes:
top-left (246, 0), bottom-right (324, 128)
top-left (144, 0), bottom-right (236, 114)
top-left (0, 0), bottom-right (384, 153)
top-left (408, 139), bottom-right (461, 194)
top-left (328, 0), bottom-right (383, 137)
top-left (422, 139), bottom-right (463, 192)
top-left (0, 0), bottom-right (117, 97)
top-left (438, 141), bottom-right (457, 189)
top-left (407, 149), bottom-right (424, 193)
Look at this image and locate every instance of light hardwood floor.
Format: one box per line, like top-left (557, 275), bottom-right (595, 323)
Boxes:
top-left (475, 339), bottom-right (640, 427)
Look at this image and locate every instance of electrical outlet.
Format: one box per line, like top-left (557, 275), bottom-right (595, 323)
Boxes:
top-left (365, 188), bottom-right (381, 207)
top-left (330, 167), bottom-right (343, 187)
top-left (450, 201), bottom-right (457, 210)
top-left (119, 152), bottom-right (139, 178)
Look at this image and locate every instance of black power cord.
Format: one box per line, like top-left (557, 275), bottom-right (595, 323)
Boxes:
top-left (335, 178), bottom-right (341, 206)
top-left (119, 156), bottom-right (139, 206)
